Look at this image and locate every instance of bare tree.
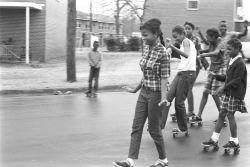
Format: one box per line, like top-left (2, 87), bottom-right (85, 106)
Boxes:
top-left (67, 0), bottom-right (76, 82)
top-left (99, 0), bottom-right (146, 35)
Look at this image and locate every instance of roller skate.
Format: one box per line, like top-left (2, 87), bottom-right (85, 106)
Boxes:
top-left (170, 113), bottom-right (177, 122)
top-left (190, 115), bottom-right (203, 127)
top-left (149, 159), bottom-right (169, 167)
top-left (85, 91), bottom-right (92, 97)
top-left (223, 141), bottom-right (240, 155)
top-left (113, 159), bottom-right (134, 167)
top-left (172, 128), bottom-right (189, 138)
top-left (201, 139), bottom-right (219, 152)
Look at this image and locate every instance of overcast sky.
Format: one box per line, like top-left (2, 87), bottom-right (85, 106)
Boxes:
top-left (76, 0), bottom-right (250, 20)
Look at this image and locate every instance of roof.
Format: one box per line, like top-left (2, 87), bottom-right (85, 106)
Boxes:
top-left (0, 0), bottom-right (44, 10)
top-left (77, 11), bottom-right (115, 24)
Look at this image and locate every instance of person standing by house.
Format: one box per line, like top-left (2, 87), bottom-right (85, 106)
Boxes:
top-left (113, 18), bottom-right (170, 167)
top-left (161, 25), bottom-right (197, 135)
top-left (202, 38), bottom-right (247, 151)
top-left (191, 28), bottom-right (226, 123)
top-left (86, 41), bottom-right (102, 97)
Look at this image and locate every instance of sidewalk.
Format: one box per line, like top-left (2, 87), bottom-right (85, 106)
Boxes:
top-left (0, 50), bottom-right (208, 95)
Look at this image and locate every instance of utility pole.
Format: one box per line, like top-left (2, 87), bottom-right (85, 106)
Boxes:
top-left (66, 0), bottom-right (76, 82)
top-left (89, 0), bottom-right (93, 32)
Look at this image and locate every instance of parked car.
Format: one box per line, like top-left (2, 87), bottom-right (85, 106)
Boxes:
top-left (242, 42), bottom-right (250, 61)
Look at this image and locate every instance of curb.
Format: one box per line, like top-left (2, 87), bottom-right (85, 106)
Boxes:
top-left (0, 82), bottom-right (206, 96)
top-left (0, 85), bottom-right (126, 96)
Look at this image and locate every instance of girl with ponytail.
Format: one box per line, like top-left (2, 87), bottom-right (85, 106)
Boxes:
top-left (113, 18), bottom-right (170, 167)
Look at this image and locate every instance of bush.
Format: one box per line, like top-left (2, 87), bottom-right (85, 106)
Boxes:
top-left (105, 38), bottom-right (117, 51)
top-left (127, 37), bottom-right (141, 51)
top-left (104, 36), bottom-right (141, 52)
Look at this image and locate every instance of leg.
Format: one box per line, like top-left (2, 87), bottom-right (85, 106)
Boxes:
top-left (227, 112), bottom-right (237, 138)
top-left (128, 89), bottom-right (148, 159)
top-left (93, 68), bottom-right (100, 92)
top-left (88, 67), bottom-right (94, 92)
top-left (187, 71), bottom-right (197, 115)
top-left (160, 105), bottom-right (171, 129)
top-left (175, 73), bottom-right (192, 131)
top-left (214, 109), bottom-right (228, 133)
top-left (147, 91), bottom-right (166, 159)
top-left (197, 91), bottom-right (209, 118)
top-left (212, 95), bottom-right (221, 112)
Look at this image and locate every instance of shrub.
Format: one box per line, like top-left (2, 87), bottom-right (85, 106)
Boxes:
top-left (127, 37), bottom-right (141, 51)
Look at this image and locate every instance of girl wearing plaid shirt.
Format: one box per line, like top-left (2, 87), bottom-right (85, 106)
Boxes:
top-left (113, 19), bottom-right (170, 167)
top-left (202, 38), bottom-right (247, 150)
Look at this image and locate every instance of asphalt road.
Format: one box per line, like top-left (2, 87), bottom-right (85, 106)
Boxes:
top-left (1, 86), bottom-right (250, 167)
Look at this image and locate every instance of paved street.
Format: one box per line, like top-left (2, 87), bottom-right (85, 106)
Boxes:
top-left (1, 85), bottom-right (250, 167)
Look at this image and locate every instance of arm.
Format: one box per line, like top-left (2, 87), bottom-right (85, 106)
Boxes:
top-left (160, 51), bottom-right (171, 104)
top-left (123, 79), bottom-right (142, 93)
top-left (237, 21), bottom-right (248, 39)
top-left (169, 39), bottom-right (190, 58)
top-left (214, 74), bottom-right (226, 82)
top-left (199, 49), bottom-right (220, 58)
top-left (87, 52), bottom-right (95, 67)
top-left (223, 63), bottom-right (246, 90)
top-left (198, 30), bottom-right (209, 45)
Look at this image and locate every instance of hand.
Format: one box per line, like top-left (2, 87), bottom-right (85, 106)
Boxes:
top-left (158, 99), bottom-right (171, 107)
top-left (215, 86), bottom-right (224, 96)
top-left (122, 86), bottom-right (136, 93)
top-left (165, 38), bottom-right (172, 48)
top-left (208, 71), bottom-right (216, 77)
top-left (195, 26), bottom-right (201, 32)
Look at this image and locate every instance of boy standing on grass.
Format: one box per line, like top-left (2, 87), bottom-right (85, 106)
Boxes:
top-left (202, 38), bottom-right (247, 151)
top-left (86, 41), bottom-right (102, 97)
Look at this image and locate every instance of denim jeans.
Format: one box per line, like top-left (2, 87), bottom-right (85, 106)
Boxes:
top-left (88, 66), bottom-right (100, 92)
top-left (187, 67), bottom-right (200, 113)
top-left (128, 87), bottom-right (166, 160)
top-left (165, 71), bottom-right (196, 131)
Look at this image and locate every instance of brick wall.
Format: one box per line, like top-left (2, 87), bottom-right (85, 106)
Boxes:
top-left (144, 0), bottom-right (235, 39)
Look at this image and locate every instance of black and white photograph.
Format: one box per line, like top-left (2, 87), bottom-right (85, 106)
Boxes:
top-left (0, 0), bottom-right (250, 166)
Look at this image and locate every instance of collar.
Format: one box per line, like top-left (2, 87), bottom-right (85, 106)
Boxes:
top-left (229, 54), bottom-right (241, 66)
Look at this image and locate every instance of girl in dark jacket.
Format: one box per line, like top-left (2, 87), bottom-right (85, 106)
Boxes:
top-left (202, 38), bottom-right (247, 152)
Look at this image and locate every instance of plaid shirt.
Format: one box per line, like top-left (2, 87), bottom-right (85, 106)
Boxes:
top-left (139, 42), bottom-right (171, 91)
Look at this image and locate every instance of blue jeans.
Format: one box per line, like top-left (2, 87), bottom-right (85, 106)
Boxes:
top-left (128, 87), bottom-right (166, 159)
top-left (187, 67), bottom-right (200, 113)
top-left (88, 66), bottom-right (100, 92)
top-left (165, 71), bottom-right (196, 131)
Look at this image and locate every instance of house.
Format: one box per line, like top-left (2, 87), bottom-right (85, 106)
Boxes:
top-left (0, 0), bottom-right (67, 63)
top-left (76, 11), bottom-right (123, 48)
top-left (143, 0), bottom-right (248, 39)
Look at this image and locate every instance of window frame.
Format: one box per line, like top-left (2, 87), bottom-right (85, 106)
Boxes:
top-left (187, 0), bottom-right (199, 11)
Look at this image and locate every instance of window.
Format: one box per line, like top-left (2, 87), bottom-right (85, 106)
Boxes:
top-left (187, 0), bottom-right (199, 10)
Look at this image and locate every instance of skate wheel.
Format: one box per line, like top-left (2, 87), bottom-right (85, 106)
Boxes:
top-left (203, 146), bottom-right (209, 152)
top-left (213, 146), bottom-right (219, 151)
top-left (190, 123), bottom-right (194, 127)
top-left (173, 133), bottom-right (177, 138)
top-left (224, 148), bottom-right (230, 154)
top-left (185, 132), bottom-right (190, 137)
top-left (198, 122), bottom-right (203, 127)
top-left (234, 148), bottom-right (240, 154)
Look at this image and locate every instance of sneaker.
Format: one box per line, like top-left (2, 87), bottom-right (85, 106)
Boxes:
top-left (172, 127), bottom-right (188, 133)
top-left (202, 138), bottom-right (218, 146)
top-left (223, 141), bottom-right (240, 148)
top-left (170, 113), bottom-right (176, 117)
top-left (187, 112), bottom-right (196, 117)
top-left (191, 116), bottom-right (202, 122)
top-left (113, 160), bottom-right (134, 167)
top-left (150, 159), bottom-right (169, 167)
